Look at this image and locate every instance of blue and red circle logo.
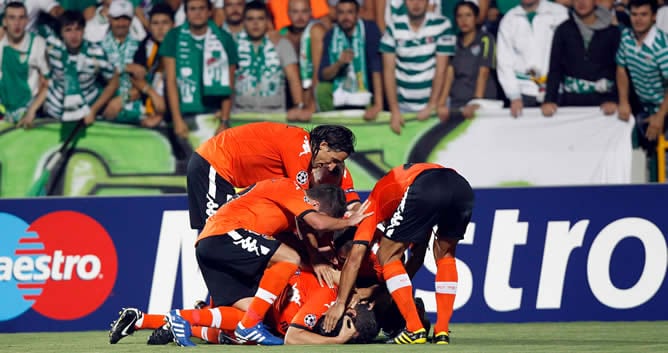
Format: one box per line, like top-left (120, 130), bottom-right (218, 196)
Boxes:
top-left (0, 211), bottom-right (118, 321)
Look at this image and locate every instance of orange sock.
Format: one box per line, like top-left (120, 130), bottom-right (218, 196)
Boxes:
top-left (136, 313), bottom-right (165, 330)
top-left (383, 259), bottom-right (423, 332)
top-left (240, 261), bottom-right (298, 328)
top-left (434, 257), bottom-right (458, 333)
top-left (179, 306), bottom-right (245, 330)
top-left (191, 325), bottom-right (221, 344)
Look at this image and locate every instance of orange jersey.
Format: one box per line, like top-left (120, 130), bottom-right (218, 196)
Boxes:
top-left (341, 167), bottom-right (360, 204)
top-left (268, 271), bottom-right (336, 336)
top-left (354, 163), bottom-right (446, 244)
top-left (197, 178), bottom-right (316, 243)
top-left (196, 122), bottom-right (312, 189)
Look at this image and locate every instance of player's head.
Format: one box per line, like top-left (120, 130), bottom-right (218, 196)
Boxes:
top-left (310, 161), bottom-right (344, 188)
top-left (309, 125), bottom-right (355, 172)
top-left (315, 303), bottom-right (379, 343)
top-left (305, 184), bottom-right (347, 218)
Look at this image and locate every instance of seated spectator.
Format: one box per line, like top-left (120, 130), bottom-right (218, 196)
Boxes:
top-left (85, 0), bottom-right (147, 43)
top-left (235, 1), bottom-right (309, 120)
top-left (497, 0), bottom-right (568, 117)
top-left (221, 0), bottom-right (245, 40)
top-left (280, 0), bottom-right (326, 113)
top-left (100, 0), bottom-right (144, 124)
top-left (440, 1), bottom-right (498, 121)
top-left (0, 1), bottom-right (49, 127)
top-left (597, 0), bottom-right (632, 26)
top-left (269, 0), bottom-right (332, 30)
top-left (125, 2), bottom-right (175, 127)
top-left (160, 0), bottom-right (238, 137)
top-left (380, 0), bottom-right (454, 134)
top-left (542, 0), bottom-right (620, 117)
top-left (318, 0), bottom-right (383, 119)
top-left (617, 0), bottom-right (667, 144)
top-left (44, 10), bottom-right (119, 125)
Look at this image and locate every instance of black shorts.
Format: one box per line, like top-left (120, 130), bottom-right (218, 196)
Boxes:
top-left (196, 229), bottom-right (281, 307)
top-left (187, 152), bottom-right (236, 230)
top-left (384, 168), bottom-right (474, 243)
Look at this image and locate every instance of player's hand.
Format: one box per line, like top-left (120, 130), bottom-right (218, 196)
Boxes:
top-left (337, 315), bottom-right (356, 343)
top-left (352, 287), bottom-right (374, 305)
top-left (600, 101), bottom-right (617, 116)
top-left (618, 102), bottom-right (631, 121)
top-left (346, 199), bottom-right (373, 226)
top-left (322, 302), bottom-right (346, 333)
top-left (313, 263), bottom-right (336, 288)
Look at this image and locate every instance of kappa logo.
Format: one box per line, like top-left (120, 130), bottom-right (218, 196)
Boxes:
top-left (229, 231), bottom-right (270, 256)
top-left (386, 187), bottom-right (410, 237)
top-left (299, 136), bottom-right (311, 157)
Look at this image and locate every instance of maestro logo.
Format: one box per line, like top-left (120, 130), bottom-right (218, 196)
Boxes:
top-left (0, 211), bottom-right (118, 321)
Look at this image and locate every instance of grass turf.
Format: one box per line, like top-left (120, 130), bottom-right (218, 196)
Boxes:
top-left (1, 321), bottom-right (667, 353)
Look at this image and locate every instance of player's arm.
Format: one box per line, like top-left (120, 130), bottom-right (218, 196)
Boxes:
top-left (301, 199), bottom-right (372, 232)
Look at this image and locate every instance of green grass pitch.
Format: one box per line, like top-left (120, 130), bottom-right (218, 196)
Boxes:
top-left (1, 321), bottom-right (667, 353)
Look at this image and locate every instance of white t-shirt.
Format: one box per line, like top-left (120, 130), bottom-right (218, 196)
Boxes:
top-left (657, 6), bottom-right (668, 34)
top-left (0, 33), bottom-right (50, 97)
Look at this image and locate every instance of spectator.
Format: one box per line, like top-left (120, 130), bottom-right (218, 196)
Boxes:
top-left (85, 0), bottom-right (147, 43)
top-left (44, 10), bottom-right (119, 125)
top-left (380, 0), bottom-right (454, 134)
top-left (100, 0), bottom-right (144, 124)
top-left (617, 0), bottom-right (668, 143)
top-left (318, 0), bottom-right (383, 119)
top-left (234, 1), bottom-right (309, 120)
top-left (126, 2), bottom-right (174, 127)
top-left (279, 0), bottom-right (326, 113)
top-left (440, 1), bottom-right (498, 121)
top-left (432, 0), bottom-right (490, 25)
top-left (555, 0), bottom-right (574, 7)
top-left (657, 0), bottom-right (668, 30)
top-left (59, 0), bottom-right (97, 20)
top-left (327, 0), bottom-right (377, 22)
top-left (160, 0), bottom-right (238, 137)
top-left (597, 0), bottom-right (632, 26)
top-left (483, 1), bottom-right (501, 36)
top-left (0, 0), bottom-right (63, 33)
top-left (496, 0), bottom-right (568, 117)
top-left (542, 0), bottom-right (620, 117)
top-left (269, 0), bottom-right (332, 29)
top-left (221, 0), bottom-right (245, 40)
top-left (0, 1), bottom-right (49, 127)
top-left (376, 0), bottom-right (437, 32)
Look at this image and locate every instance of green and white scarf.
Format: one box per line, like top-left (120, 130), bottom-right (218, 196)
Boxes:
top-left (235, 31), bottom-right (282, 97)
top-left (329, 19), bottom-right (368, 94)
top-left (175, 21), bottom-right (231, 112)
top-left (49, 38), bottom-right (91, 122)
top-left (101, 32), bottom-right (142, 118)
top-left (280, 22), bottom-right (313, 89)
top-left (563, 76), bottom-right (614, 95)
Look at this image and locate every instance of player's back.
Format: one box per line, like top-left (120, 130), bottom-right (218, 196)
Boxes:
top-left (371, 163), bottom-right (446, 221)
top-left (197, 178), bottom-right (313, 243)
top-left (196, 122), bottom-right (312, 188)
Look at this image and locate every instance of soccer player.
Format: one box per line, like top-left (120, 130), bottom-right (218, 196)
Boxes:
top-left (175, 178), bottom-right (372, 346)
top-left (322, 163), bottom-right (474, 344)
top-left (187, 122), bottom-right (359, 233)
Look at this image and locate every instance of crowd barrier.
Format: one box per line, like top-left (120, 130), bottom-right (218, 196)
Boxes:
top-left (0, 184), bottom-right (666, 333)
top-left (0, 107), bottom-right (635, 198)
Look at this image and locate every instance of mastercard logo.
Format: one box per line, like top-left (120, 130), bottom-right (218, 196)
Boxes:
top-left (0, 211), bottom-right (118, 321)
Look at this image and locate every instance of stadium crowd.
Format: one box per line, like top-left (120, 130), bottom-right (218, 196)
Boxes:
top-left (1, 0), bottom-right (667, 138)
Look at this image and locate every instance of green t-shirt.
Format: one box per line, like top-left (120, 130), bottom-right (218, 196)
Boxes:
top-left (58, 0), bottom-right (98, 11)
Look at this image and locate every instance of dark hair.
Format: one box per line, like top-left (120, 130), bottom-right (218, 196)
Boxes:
top-left (306, 184), bottom-right (346, 218)
top-left (310, 125), bottom-right (356, 155)
top-left (150, 3), bottom-right (175, 22)
top-left (5, 1), bottom-right (26, 13)
top-left (243, 0), bottom-right (270, 17)
top-left (184, 0), bottom-right (213, 12)
top-left (629, 0), bottom-right (658, 13)
top-left (59, 10), bottom-right (85, 31)
top-left (315, 303), bottom-right (378, 343)
top-left (337, 0), bottom-right (360, 11)
top-left (455, 0), bottom-right (480, 18)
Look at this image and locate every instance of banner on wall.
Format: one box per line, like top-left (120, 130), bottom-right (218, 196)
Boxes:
top-left (0, 107), bottom-right (634, 198)
top-left (0, 184), bottom-right (666, 332)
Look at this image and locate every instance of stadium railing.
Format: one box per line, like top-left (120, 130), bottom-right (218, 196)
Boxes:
top-left (659, 135), bottom-right (667, 182)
